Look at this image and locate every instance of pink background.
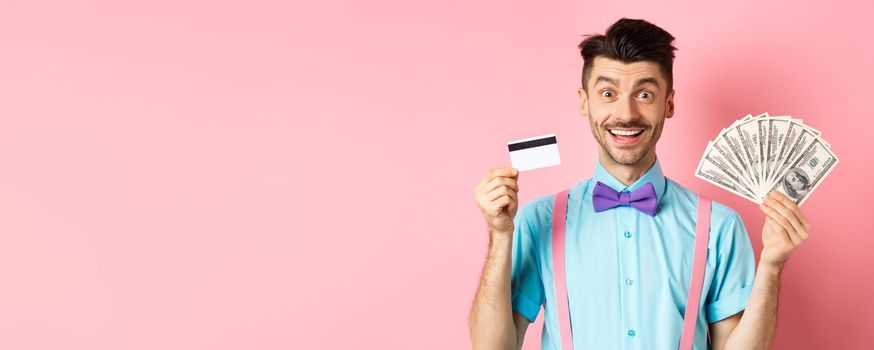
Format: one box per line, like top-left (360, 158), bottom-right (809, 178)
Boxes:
top-left (1, 0), bottom-right (872, 349)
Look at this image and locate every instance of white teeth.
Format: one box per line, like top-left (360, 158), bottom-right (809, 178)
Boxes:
top-left (609, 129), bottom-right (643, 136)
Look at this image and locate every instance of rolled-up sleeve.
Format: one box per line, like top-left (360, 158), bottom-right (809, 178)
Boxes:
top-left (510, 204), bottom-right (545, 323)
top-left (705, 210), bottom-right (756, 323)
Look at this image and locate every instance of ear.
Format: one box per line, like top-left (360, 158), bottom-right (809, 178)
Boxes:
top-left (665, 89), bottom-right (675, 118)
top-left (578, 87), bottom-right (589, 117)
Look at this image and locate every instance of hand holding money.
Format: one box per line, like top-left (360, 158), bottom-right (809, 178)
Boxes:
top-left (695, 113), bottom-right (839, 205)
top-left (759, 191), bottom-right (810, 267)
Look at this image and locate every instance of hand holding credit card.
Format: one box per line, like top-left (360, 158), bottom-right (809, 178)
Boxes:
top-left (507, 133), bottom-right (562, 171)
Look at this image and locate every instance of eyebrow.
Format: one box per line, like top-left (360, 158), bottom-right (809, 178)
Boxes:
top-left (593, 76), bottom-right (662, 89)
top-left (594, 76), bottom-right (619, 86)
top-left (634, 77), bottom-right (661, 89)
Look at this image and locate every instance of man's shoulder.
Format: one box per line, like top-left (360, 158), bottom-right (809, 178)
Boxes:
top-left (517, 191), bottom-right (559, 225)
top-left (666, 177), bottom-right (745, 233)
top-left (520, 178), bottom-right (592, 210)
top-left (516, 179), bottom-right (592, 229)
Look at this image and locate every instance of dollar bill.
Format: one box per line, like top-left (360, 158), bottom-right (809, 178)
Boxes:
top-left (695, 143), bottom-right (758, 203)
top-left (734, 115), bottom-right (765, 192)
top-left (768, 122), bottom-right (818, 186)
top-left (718, 126), bottom-right (757, 190)
top-left (767, 137), bottom-right (839, 205)
top-left (766, 119), bottom-right (804, 186)
top-left (697, 113), bottom-right (837, 205)
top-left (711, 130), bottom-right (756, 191)
top-left (764, 115), bottom-right (792, 182)
top-left (756, 113), bottom-right (769, 189)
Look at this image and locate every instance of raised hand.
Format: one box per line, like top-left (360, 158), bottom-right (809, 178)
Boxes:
top-left (759, 191), bottom-right (810, 268)
top-left (474, 167), bottom-right (520, 236)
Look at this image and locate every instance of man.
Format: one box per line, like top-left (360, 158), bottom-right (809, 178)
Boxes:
top-left (469, 18), bottom-right (809, 349)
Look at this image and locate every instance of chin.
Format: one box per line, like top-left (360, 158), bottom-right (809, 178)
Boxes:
top-left (613, 156), bottom-right (646, 166)
top-left (607, 147), bottom-right (649, 165)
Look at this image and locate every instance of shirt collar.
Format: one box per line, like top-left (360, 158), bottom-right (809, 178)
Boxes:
top-left (592, 157), bottom-right (667, 204)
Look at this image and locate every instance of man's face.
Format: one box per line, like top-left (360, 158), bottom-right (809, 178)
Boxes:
top-left (578, 57), bottom-right (675, 166)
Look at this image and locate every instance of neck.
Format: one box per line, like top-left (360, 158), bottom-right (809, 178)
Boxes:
top-left (598, 150), bottom-right (657, 187)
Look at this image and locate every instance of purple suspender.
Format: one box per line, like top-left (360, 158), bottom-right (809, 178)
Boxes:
top-left (550, 189), bottom-right (711, 349)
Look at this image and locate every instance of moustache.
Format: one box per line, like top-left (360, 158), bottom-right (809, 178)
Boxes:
top-left (603, 122), bottom-right (651, 130)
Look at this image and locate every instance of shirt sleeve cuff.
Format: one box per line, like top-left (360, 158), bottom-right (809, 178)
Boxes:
top-left (706, 284), bottom-right (753, 323)
top-left (511, 289), bottom-right (540, 323)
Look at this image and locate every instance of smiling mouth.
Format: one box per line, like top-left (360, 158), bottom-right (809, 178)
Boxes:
top-left (607, 128), bottom-right (645, 145)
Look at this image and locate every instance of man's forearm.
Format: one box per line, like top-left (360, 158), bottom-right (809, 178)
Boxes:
top-left (469, 232), bottom-right (517, 350)
top-left (724, 261), bottom-right (782, 349)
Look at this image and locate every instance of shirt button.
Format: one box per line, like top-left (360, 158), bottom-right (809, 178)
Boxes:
top-left (625, 278), bottom-right (634, 286)
top-left (624, 231), bottom-right (632, 238)
top-left (627, 329), bottom-right (636, 337)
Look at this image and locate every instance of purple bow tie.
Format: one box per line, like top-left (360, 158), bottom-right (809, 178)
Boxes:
top-left (592, 181), bottom-right (658, 216)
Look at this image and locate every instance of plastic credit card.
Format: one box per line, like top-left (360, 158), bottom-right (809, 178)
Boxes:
top-left (507, 133), bottom-right (561, 171)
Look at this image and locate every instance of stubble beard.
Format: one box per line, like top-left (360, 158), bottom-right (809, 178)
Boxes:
top-left (588, 115), bottom-right (664, 166)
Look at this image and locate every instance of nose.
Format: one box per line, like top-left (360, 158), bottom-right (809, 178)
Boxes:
top-left (613, 94), bottom-right (640, 122)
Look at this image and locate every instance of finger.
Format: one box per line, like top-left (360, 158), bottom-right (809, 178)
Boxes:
top-left (767, 193), bottom-right (811, 241)
top-left (476, 171), bottom-right (495, 193)
top-left (764, 196), bottom-right (806, 237)
top-left (765, 212), bottom-right (805, 246)
top-left (762, 196), bottom-right (805, 235)
top-left (768, 191), bottom-right (801, 217)
top-left (760, 203), bottom-right (801, 241)
top-left (771, 191), bottom-right (810, 232)
top-left (765, 218), bottom-right (803, 247)
top-left (480, 177), bottom-right (518, 196)
top-left (765, 217), bottom-right (797, 245)
top-left (488, 194), bottom-right (512, 215)
top-left (768, 191), bottom-right (809, 230)
top-left (480, 176), bottom-right (519, 195)
top-left (781, 219), bottom-right (805, 246)
top-left (764, 218), bottom-right (785, 240)
top-left (476, 168), bottom-right (518, 192)
top-left (488, 167), bottom-right (519, 180)
top-left (486, 184), bottom-right (518, 203)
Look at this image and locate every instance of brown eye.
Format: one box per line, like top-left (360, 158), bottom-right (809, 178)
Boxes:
top-left (637, 91), bottom-right (652, 99)
top-left (602, 91), bottom-right (614, 98)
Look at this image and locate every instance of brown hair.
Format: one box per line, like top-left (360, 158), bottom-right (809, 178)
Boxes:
top-left (578, 18), bottom-right (677, 92)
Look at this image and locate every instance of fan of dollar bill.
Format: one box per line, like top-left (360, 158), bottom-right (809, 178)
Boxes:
top-left (695, 112), bottom-right (839, 206)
